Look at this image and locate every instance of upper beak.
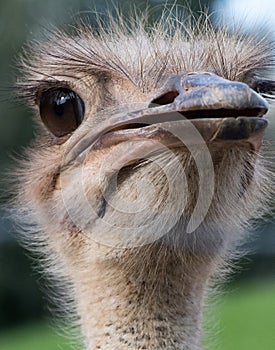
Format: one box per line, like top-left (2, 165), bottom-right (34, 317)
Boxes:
top-left (154, 72), bottom-right (269, 116)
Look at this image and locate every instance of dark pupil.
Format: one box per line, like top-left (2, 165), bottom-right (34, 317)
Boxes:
top-left (54, 95), bottom-right (70, 116)
top-left (54, 103), bottom-right (65, 116)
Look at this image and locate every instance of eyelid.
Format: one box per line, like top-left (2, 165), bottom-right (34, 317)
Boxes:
top-left (16, 79), bottom-right (73, 106)
top-left (35, 80), bottom-right (73, 102)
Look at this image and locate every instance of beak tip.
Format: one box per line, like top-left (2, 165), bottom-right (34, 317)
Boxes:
top-left (214, 117), bottom-right (268, 142)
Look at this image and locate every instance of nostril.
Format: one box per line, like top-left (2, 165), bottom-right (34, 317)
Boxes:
top-left (149, 90), bottom-right (179, 107)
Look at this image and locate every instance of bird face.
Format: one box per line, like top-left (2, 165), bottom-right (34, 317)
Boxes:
top-left (17, 20), bottom-right (274, 251)
top-left (37, 71), bottom-right (269, 249)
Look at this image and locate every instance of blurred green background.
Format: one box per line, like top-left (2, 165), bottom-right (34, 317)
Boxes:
top-left (0, 1), bottom-right (275, 349)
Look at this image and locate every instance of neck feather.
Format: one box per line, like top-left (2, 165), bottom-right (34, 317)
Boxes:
top-left (71, 244), bottom-right (216, 350)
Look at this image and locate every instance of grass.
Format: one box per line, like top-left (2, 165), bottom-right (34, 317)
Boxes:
top-left (207, 281), bottom-right (275, 350)
top-left (0, 323), bottom-right (75, 350)
top-left (0, 282), bottom-right (275, 350)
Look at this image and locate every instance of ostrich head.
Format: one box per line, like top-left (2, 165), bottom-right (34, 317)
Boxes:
top-left (15, 12), bottom-right (274, 350)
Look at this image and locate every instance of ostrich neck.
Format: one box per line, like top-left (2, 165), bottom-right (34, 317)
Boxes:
top-left (72, 245), bottom-right (215, 350)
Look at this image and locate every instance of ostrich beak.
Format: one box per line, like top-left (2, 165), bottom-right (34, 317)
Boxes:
top-left (64, 73), bottom-right (269, 167)
top-left (151, 72), bottom-right (269, 149)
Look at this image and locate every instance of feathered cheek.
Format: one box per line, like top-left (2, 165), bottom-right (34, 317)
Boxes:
top-left (50, 142), bottom-right (191, 248)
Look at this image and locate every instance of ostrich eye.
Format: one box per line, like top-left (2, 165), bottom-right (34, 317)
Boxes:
top-left (39, 88), bottom-right (85, 137)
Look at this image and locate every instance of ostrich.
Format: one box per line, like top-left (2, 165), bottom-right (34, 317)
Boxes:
top-left (14, 11), bottom-right (275, 350)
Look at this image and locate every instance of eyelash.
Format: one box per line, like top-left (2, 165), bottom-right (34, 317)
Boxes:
top-left (16, 80), bottom-right (73, 106)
